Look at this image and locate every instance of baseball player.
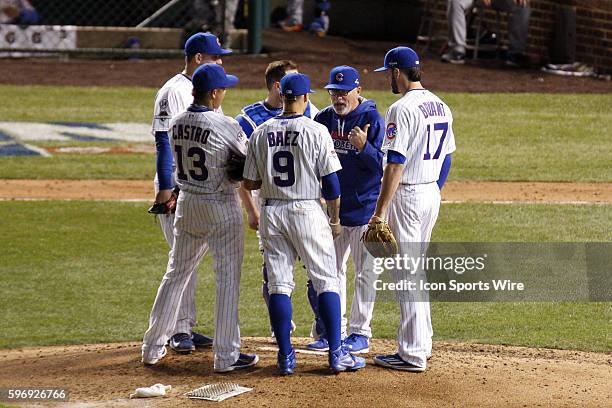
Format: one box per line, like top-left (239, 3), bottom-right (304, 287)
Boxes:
top-left (306, 65), bottom-right (384, 353)
top-left (235, 60), bottom-right (318, 340)
top-left (242, 73), bottom-right (365, 375)
top-left (151, 32), bottom-right (231, 353)
top-left (371, 47), bottom-right (454, 372)
top-left (236, 60), bottom-right (319, 137)
top-left (143, 63), bottom-right (259, 372)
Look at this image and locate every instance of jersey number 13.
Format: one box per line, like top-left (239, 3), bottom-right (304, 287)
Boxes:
top-left (175, 145), bottom-right (208, 181)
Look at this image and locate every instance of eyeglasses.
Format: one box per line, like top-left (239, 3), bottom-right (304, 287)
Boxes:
top-left (328, 89), bottom-right (351, 97)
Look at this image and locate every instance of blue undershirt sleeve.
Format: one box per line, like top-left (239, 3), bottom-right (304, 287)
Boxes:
top-left (387, 149), bottom-right (407, 165)
top-left (321, 172), bottom-right (341, 200)
top-left (155, 131), bottom-right (174, 190)
top-left (437, 154), bottom-right (452, 190)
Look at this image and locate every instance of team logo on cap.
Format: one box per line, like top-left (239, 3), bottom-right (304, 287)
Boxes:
top-left (335, 72), bottom-right (344, 82)
top-left (216, 37), bottom-right (222, 46)
top-left (386, 122), bottom-right (397, 139)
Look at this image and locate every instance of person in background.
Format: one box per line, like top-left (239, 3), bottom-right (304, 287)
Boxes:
top-left (1, 0), bottom-right (40, 25)
top-left (184, 0), bottom-right (240, 47)
top-left (442, 0), bottom-right (531, 67)
top-left (279, 0), bottom-right (330, 37)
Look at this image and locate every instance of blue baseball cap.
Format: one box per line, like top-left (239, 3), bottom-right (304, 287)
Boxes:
top-left (374, 46), bottom-right (420, 72)
top-left (184, 32), bottom-right (232, 57)
top-left (192, 63), bottom-right (239, 92)
top-left (280, 73), bottom-right (314, 96)
top-left (324, 66), bottom-right (360, 91)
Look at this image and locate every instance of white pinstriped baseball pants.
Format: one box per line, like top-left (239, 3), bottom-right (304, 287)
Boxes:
top-left (143, 190), bottom-right (244, 370)
top-left (260, 199), bottom-right (339, 297)
top-left (387, 182), bottom-right (440, 368)
top-left (286, 0), bottom-right (304, 24)
top-left (334, 225), bottom-right (377, 338)
top-left (155, 180), bottom-right (200, 335)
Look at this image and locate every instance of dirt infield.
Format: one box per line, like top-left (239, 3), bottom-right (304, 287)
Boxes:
top-left (1, 29), bottom-right (611, 93)
top-left (0, 338), bottom-right (610, 407)
top-left (1, 179), bottom-right (610, 204)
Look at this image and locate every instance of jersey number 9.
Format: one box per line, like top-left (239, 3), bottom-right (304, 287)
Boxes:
top-left (272, 151), bottom-right (295, 187)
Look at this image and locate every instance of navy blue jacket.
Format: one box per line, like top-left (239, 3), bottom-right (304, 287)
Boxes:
top-left (315, 98), bottom-right (384, 226)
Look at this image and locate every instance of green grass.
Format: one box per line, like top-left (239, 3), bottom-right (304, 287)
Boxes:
top-left (0, 85), bottom-right (155, 123)
top-left (1, 154), bottom-right (154, 180)
top-left (0, 85), bottom-right (610, 182)
top-left (1, 201), bottom-right (610, 352)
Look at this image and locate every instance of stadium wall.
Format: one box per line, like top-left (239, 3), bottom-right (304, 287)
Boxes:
top-left (413, 0), bottom-right (611, 74)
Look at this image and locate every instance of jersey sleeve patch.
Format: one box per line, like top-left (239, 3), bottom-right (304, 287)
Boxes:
top-left (159, 98), bottom-right (169, 114)
top-left (386, 122), bottom-right (397, 140)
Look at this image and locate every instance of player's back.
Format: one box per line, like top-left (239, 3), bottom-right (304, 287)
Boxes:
top-left (170, 105), bottom-right (247, 194)
top-left (250, 115), bottom-right (337, 200)
top-left (151, 74), bottom-right (193, 135)
top-left (385, 89), bottom-right (455, 184)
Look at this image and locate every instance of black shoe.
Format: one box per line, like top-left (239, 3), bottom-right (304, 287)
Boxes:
top-left (191, 331), bottom-right (213, 348)
top-left (505, 53), bottom-right (530, 68)
top-left (441, 50), bottom-right (466, 65)
top-left (214, 353), bottom-right (259, 373)
top-left (168, 333), bottom-right (194, 354)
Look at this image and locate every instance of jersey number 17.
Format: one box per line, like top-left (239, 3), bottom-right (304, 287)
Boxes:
top-left (423, 122), bottom-right (448, 160)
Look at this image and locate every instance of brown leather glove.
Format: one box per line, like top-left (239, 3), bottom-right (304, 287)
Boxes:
top-left (361, 216), bottom-right (399, 258)
top-left (148, 187), bottom-right (179, 215)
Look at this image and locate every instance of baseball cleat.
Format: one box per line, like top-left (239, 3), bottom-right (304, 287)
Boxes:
top-left (306, 336), bottom-right (329, 351)
top-left (277, 349), bottom-right (296, 376)
top-left (168, 332), bottom-right (195, 354)
top-left (214, 353), bottom-right (259, 373)
top-left (142, 345), bottom-right (167, 365)
top-left (191, 331), bottom-right (213, 348)
top-left (329, 346), bottom-right (366, 373)
top-left (373, 353), bottom-right (426, 372)
top-left (343, 334), bottom-right (369, 354)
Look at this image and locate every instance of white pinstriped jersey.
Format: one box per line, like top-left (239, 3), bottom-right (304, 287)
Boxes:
top-left (170, 107), bottom-right (247, 194)
top-left (151, 74), bottom-right (193, 134)
top-left (244, 115), bottom-right (341, 200)
top-left (151, 73), bottom-right (223, 135)
top-left (382, 89), bottom-right (456, 184)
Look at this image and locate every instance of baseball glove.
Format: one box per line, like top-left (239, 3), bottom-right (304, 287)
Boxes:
top-left (148, 187), bottom-right (179, 215)
top-left (361, 216), bottom-right (398, 258)
top-left (226, 152), bottom-right (246, 182)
